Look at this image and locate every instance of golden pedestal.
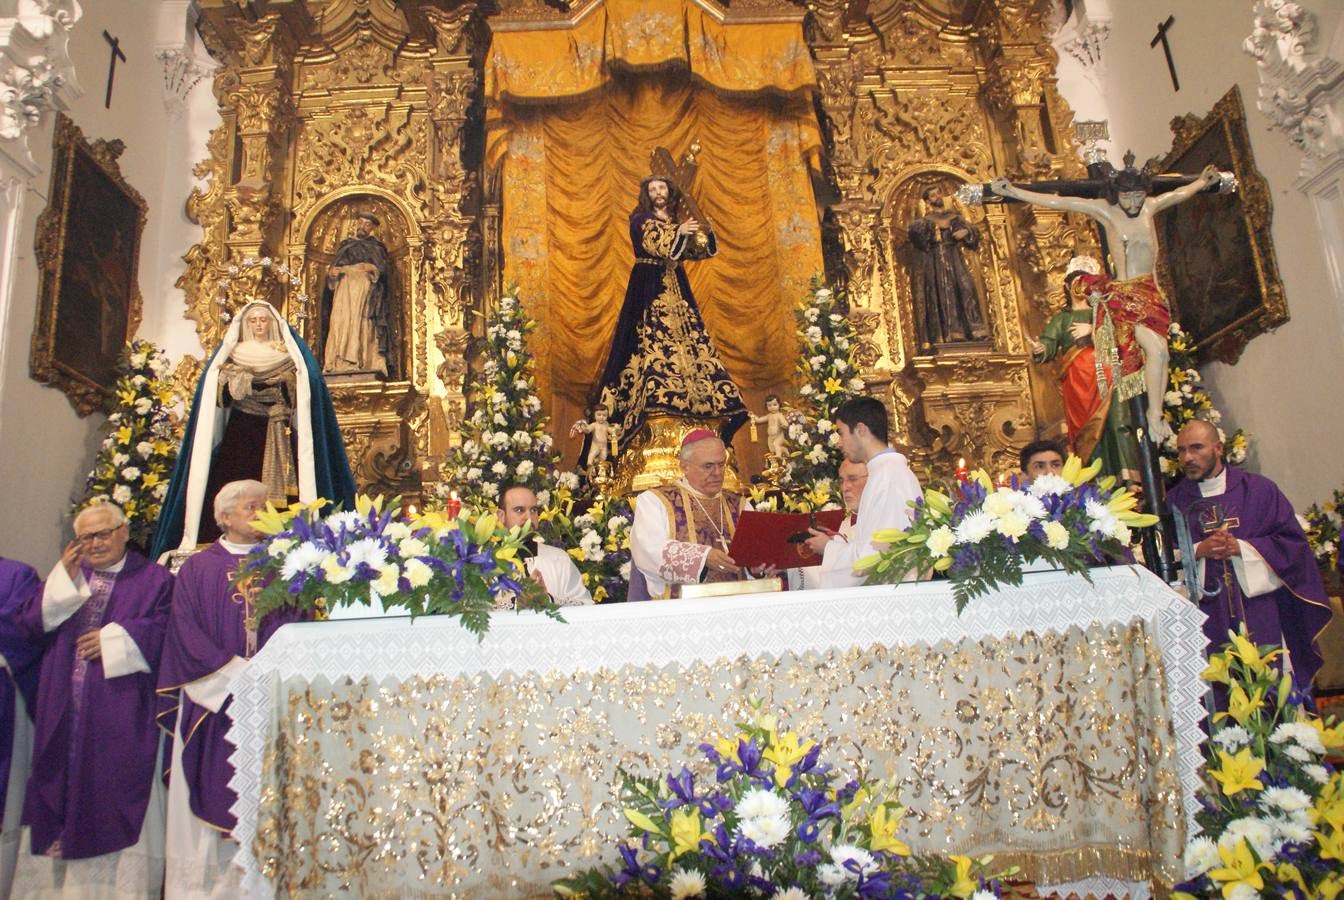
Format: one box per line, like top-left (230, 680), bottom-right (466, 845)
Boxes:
top-left (610, 415), bottom-right (742, 496)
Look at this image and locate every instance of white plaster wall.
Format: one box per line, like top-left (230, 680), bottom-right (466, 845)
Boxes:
top-left (1052, 0), bottom-right (1344, 509)
top-left (0, 0), bottom-right (213, 567)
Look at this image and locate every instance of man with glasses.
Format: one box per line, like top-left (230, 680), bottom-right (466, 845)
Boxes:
top-left (11, 502), bottom-right (172, 897)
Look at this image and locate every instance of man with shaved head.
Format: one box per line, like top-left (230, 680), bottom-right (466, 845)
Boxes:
top-left (1167, 420), bottom-right (1331, 693)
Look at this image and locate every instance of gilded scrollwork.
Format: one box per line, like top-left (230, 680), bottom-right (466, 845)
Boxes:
top-left (183, 1), bottom-right (485, 497)
top-left (810, 0), bottom-right (1096, 476)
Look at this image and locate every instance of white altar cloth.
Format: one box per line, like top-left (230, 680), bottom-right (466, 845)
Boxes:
top-left (225, 565), bottom-right (1208, 896)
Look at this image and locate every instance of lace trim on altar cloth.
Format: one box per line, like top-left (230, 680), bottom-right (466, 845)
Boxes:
top-left (225, 566), bottom-right (1210, 898)
top-left (659, 540), bottom-right (708, 584)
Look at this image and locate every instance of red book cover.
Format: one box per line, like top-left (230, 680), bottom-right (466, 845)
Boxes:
top-left (728, 509), bottom-right (848, 570)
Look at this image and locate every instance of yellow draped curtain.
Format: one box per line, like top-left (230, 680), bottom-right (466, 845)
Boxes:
top-left (485, 1), bottom-right (823, 468)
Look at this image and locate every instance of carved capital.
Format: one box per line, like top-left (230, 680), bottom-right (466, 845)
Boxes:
top-left (423, 4), bottom-right (478, 57)
top-left (236, 14), bottom-right (295, 69)
top-left (156, 46), bottom-right (215, 116)
top-left (0, 0), bottom-right (81, 172)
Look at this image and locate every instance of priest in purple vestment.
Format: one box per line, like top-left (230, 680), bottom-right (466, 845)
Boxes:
top-left (0, 558), bottom-right (42, 896)
top-left (1168, 421), bottom-right (1332, 693)
top-left (158, 480), bottom-right (306, 896)
top-left (13, 502), bottom-right (171, 895)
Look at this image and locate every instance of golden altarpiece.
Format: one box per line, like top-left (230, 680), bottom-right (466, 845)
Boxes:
top-left (180, 0), bottom-right (1100, 498)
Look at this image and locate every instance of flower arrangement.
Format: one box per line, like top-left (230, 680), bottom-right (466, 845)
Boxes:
top-left (236, 495), bottom-right (557, 638)
top-left (777, 279), bottom-right (867, 507)
top-left (541, 473), bottom-right (634, 603)
top-left (439, 289), bottom-right (559, 513)
top-left (554, 705), bottom-right (1017, 898)
top-left (1160, 322), bottom-right (1250, 477)
top-left (855, 455), bottom-right (1155, 613)
top-left (1172, 628), bottom-right (1344, 900)
top-left (74, 339), bottom-right (180, 549)
top-left (1302, 488), bottom-right (1343, 591)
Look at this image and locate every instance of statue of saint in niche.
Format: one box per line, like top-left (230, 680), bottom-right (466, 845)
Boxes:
top-left (905, 183), bottom-right (987, 349)
top-left (321, 211), bottom-right (396, 379)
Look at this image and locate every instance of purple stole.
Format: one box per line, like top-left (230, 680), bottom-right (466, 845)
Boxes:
top-left (1169, 467), bottom-right (1332, 692)
top-left (19, 551), bottom-right (173, 859)
top-left (650, 485), bottom-right (745, 597)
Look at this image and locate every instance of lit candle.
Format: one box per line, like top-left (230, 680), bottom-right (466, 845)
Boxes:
top-left (446, 490), bottom-right (461, 519)
top-left (406, 503), bottom-right (418, 518)
top-left (954, 457), bottom-right (969, 484)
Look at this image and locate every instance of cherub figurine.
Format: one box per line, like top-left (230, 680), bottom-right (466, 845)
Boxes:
top-left (750, 394), bottom-right (790, 460)
top-left (569, 406), bottom-right (620, 469)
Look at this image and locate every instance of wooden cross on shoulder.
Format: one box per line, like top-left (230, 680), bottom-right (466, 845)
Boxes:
top-left (650, 142), bottom-right (711, 231)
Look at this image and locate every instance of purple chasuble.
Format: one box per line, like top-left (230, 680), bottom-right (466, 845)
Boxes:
top-left (157, 542), bottom-right (305, 832)
top-left (18, 551), bottom-right (172, 859)
top-left (0, 559), bottom-right (42, 824)
top-left (1169, 466), bottom-right (1332, 692)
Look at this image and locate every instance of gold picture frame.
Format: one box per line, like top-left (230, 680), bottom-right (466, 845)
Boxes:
top-left (1155, 86), bottom-right (1287, 365)
top-left (30, 113), bottom-right (147, 416)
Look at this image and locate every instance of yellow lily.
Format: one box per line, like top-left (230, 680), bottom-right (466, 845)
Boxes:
top-left (1275, 861), bottom-right (1307, 895)
top-left (1061, 455), bottom-right (1082, 484)
top-left (946, 854), bottom-right (978, 898)
top-left (824, 377), bottom-right (844, 394)
top-left (840, 786), bottom-right (871, 821)
top-left (1228, 626), bottom-right (1282, 673)
top-left (355, 494), bottom-right (384, 518)
top-left (115, 425), bottom-right (134, 444)
top-left (1316, 776), bottom-right (1344, 830)
top-left (250, 501), bottom-right (297, 536)
top-left (592, 585), bottom-right (608, 603)
top-left (1213, 683), bottom-right (1265, 727)
top-left (1309, 718), bottom-right (1344, 755)
top-left (668, 807), bottom-right (712, 860)
top-left (1319, 873), bottom-right (1344, 900)
top-left (972, 469), bottom-right (994, 492)
top-left (763, 731), bottom-right (815, 788)
top-left (866, 804), bottom-right (910, 856)
top-left (1098, 475), bottom-right (1116, 492)
top-left (1206, 840), bottom-right (1265, 895)
top-left (471, 513), bottom-right (500, 545)
top-left (412, 510), bottom-right (450, 532)
top-left (871, 528), bottom-right (908, 544)
top-left (923, 489), bottom-right (952, 515)
top-left (140, 473), bottom-right (161, 489)
top-left (1200, 653), bottom-right (1232, 685)
top-left (1323, 827), bottom-right (1344, 862)
top-left (622, 807), bottom-right (663, 837)
top-left (1207, 747), bottom-right (1265, 797)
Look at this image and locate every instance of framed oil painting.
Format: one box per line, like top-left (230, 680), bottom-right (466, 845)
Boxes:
top-left (30, 113), bottom-right (147, 416)
top-left (1155, 86), bottom-right (1287, 365)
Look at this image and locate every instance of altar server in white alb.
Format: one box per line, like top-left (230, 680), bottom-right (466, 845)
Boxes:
top-left (497, 484), bottom-right (592, 607)
top-left (804, 396), bottom-right (922, 588)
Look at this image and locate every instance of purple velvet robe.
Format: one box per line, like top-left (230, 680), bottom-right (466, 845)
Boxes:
top-left (157, 542), bottom-right (304, 832)
top-left (1168, 466), bottom-right (1332, 692)
top-left (19, 551), bottom-right (172, 859)
top-left (0, 559), bottom-right (42, 824)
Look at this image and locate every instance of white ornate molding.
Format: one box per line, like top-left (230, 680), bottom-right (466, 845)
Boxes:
top-left (1244, 1), bottom-right (1344, 171)
top-left (0, 0), bottom-right (83, 174)
top-left (156, 45), bottom-right (213, 116)
top-left (1049, 0), bottom-right (1112, 70)
top-left (155, 1), bottom-right (213, 117)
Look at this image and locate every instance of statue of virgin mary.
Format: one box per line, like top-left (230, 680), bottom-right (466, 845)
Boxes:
top-left (149, 301), bottom-right (355, 558)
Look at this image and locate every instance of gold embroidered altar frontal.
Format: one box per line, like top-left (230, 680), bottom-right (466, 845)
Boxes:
top-left (234, 571), bottom-right (1204, 897)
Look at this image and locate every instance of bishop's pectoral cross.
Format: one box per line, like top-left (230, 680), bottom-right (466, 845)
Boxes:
top-left (102, 31), bottom-right (127, 109)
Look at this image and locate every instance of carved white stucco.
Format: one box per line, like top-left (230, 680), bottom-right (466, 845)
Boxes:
top-left (0, 0), bottom-right (83, 173)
